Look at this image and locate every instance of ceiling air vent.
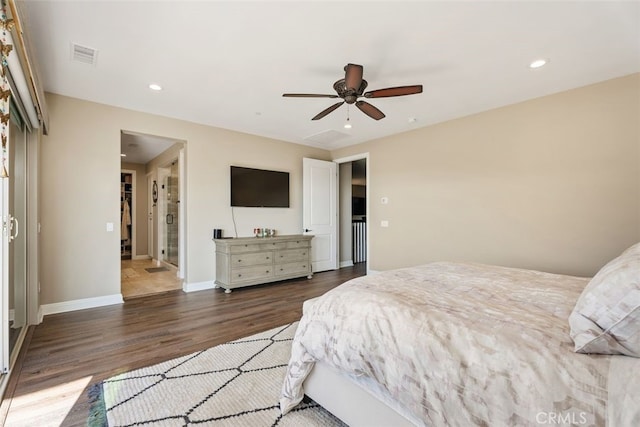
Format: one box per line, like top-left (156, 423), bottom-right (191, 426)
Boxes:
top-left (71, 43), bottom-right (98, 65)
top-left (303, 129), bottom-right (350, 145)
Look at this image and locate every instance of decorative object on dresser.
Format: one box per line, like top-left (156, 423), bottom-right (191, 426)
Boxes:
top-left (214, 234), bottom-right (313, 293)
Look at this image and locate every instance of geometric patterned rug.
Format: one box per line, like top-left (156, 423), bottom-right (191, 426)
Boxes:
top-left (87, 323), bottom-right (345, 426)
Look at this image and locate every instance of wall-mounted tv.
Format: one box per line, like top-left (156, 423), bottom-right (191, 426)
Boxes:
top-left (230, 166), bottom-right (290, 208)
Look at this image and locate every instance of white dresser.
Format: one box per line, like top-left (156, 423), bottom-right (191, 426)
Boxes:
top-left (214, 234), bottom-right (313, 293)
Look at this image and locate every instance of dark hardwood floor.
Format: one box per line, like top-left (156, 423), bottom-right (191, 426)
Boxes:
top-left (1, 264), bottom-right (366, 426)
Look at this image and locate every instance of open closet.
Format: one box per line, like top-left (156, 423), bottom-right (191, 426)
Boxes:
top-left (121, 172), bottom-right (133, 259)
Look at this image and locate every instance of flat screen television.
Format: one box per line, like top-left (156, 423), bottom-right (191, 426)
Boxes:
top-left (230, 166), bottom-right (290, 208)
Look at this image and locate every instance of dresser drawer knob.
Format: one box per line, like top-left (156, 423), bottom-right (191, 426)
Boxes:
top-left (237, 259), bottom-right (242, 262)
top-left (266, 256), bottom-right (270, 259)
top-left (238, 274), bottom-right (242, 277)
top-left (266, 270), bottom-right (270, 273)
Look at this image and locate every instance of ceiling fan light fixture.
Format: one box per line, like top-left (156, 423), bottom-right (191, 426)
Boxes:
top-left (344, 105), bottom-right (352, 129)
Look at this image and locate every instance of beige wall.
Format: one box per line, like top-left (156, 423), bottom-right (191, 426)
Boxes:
top-left (331, 73), bottom-right (640, 277)
top-left (40, 73), bottom-right (639, 305)
top-left (41, 93), bottom-right (329, 304)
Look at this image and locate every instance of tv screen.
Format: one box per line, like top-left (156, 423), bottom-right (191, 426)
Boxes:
top-left (230, 166), bottom-right (290, 208)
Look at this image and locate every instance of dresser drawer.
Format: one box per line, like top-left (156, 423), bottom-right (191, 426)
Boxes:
top-left (229, 244), bottom-right (261, 254)
top-left (286, 239), bottom-right (310, 249)
top-left (231, 252), bottom-right (273, 265)
top-left (230, 265), bottom-right (274, 284)
top-left (276, 248), bottom-right (309, 263)
top-left (276, 261), bottom-right (310, 276)
top-left (259, 241), bottom-right (287, 251)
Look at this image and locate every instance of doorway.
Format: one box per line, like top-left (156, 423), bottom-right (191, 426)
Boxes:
top-left (162, 160), bottom-right (179, 267)
top-left (335, 154), bottom-right (369, 272)
top-left (120, 131), bottom-right (184, 299)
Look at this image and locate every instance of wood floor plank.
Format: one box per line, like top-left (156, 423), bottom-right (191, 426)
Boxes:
top-left (1, 264), bottom-right (366, 426)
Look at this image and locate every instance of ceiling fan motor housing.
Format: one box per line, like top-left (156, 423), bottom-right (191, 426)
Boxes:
top-left (333, 79), bottom-right (368, 104)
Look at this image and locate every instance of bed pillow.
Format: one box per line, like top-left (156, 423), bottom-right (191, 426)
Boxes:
top-left (569, 242), bottom-right (640, 357)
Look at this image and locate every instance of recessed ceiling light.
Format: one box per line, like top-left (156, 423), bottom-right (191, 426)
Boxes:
top-left (149, 83), bottom-right (162, 91)
top-left (529, 59), bottom-right (548, 69)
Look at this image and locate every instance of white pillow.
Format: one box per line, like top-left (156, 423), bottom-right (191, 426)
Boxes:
top-left (569, 242), bottom-right (640, 357)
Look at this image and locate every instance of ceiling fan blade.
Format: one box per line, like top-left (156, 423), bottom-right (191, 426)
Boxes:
top-left (364, 85), bottom-right (423, 98)
top-left (283, 93), bottom-right (340, 98)
top-left (355, 100), bottom-right (385, 120)
top-left (345, 63), bottom-right (363, 91)
top-left (312, 101), bottom-right (345, 120)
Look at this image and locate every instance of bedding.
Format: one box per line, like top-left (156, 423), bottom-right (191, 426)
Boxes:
top-left (280, 262), bottom-right (640, 426)
top-left (569, 242), bottom-right (640, 357)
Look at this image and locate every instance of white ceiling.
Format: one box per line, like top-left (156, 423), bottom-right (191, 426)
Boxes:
top-left (120, 130), bottom-right (178, 164)
top-left (20, 1), bottom-right (640, 152)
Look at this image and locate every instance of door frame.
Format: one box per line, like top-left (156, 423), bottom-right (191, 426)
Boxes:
top-left (333, 153), bottom-right (370, 273)
top-left (155, 155), bottom-right (184, 279)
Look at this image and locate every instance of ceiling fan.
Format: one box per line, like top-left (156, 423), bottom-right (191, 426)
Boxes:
top-left (283, 63), bottom-right (422, 121)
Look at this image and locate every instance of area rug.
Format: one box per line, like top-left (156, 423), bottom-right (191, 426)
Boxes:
top-left (88, 323), bottom-right (345, 426)
top-left (144, 266), bottom-right (169, 273)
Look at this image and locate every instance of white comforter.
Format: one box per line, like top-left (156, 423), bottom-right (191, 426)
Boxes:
top-left (280, 262), bottom-right (640, 426)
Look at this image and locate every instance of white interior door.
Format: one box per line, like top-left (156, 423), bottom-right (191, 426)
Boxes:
top-left (303, 158), bottom-right (338, 272)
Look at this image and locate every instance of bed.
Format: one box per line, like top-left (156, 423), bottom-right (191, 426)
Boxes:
top-left (280, 243), bottom-right (640, 426)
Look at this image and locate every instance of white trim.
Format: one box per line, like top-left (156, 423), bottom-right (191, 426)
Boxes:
top-left (178, 148), bottom-right (185, 279)
top-left (132, 254), bottom-right (151, 260)
top-left (340, 260), bottom-right (354, 268)
top-left (368, 269), bottom-right (381, 274)
top-left (41, 294), bottom-right (124, 316)
top-left (183, 281), bottom-right (215, 293)
top-left (37, 306), bottom-right (43, 324)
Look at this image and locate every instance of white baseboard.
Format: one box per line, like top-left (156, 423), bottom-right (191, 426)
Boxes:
top-left (41, 294), bottom-right (124, 316)
top-left (37, 306), bottom-right (44, 324)
top-left (132, 254), bottom-right (152, 260)
top-left (340, 260), bottom-right (354, 268)
top-left (183, 281), bottom-right (216, 293)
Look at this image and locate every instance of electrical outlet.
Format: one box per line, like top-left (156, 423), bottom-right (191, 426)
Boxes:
top-left (381, 220), bottom-right (389, 227)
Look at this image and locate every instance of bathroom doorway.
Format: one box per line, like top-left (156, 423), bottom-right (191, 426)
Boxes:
top-left (158, 160), bottom-right (180, 267)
